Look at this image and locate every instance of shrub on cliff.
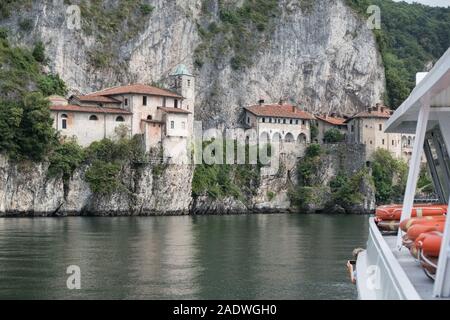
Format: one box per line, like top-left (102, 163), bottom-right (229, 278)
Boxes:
top-left (297, 144), bottom-right (323, 186)
top-left (329, 170), bottom-right (370, 208)
top-left (83, 136), bottom-right (146, 195)
top-left (48, 140), bottom-right (85, 182)
top-left (323, 128), bottom-right (345, 143)
top-left (191, 140), bottom-right (261, 200)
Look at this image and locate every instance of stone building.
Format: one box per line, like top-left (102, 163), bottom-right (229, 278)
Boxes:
top-left (49, 65), bottom-right (195, 161)
top-left (315, 114), bottom-right (348, 143)
top-left (345, 104), bottom-right (404, 160)
top-left (243, 100), bottom-right (315, 146)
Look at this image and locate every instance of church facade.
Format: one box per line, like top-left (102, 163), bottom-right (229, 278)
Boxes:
top-left (49, 65), bottom-right (195, 161)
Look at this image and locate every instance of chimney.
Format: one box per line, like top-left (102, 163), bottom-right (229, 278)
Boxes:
top-left (279, 98), bottom-right (285, 105)
top-left (292, 105), bottom-right (297, 113)
top-left (376, 103), bottom-right (382, 111)
top-left (258, 98), bottom-right (265, 106)
top-left (381, 106), bottom-right (386, 113)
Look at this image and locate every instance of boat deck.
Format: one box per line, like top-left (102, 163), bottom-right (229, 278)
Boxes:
top-left (384, 235), bottom-right (448, 300)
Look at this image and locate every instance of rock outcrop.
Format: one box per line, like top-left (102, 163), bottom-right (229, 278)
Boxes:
top-left (0, 155), bottom-right (193, 216)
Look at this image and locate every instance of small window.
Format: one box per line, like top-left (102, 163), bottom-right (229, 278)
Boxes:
top-left (174, 99), bottom-right (178, 108)
top-left (182, 121), bottom-right (186, 130)
top-left (302, 120), bottom-right (306, 125)
top-left (392, 140), bottom-right (395, 146)
top-left (262, 118), bottom-right (266, 123)
top-left (382, 139), bottom-right (385, 145)
top-left (247, 117), bottom-right (250, 124)
top-left (143, 96), bottom-right (147, 106)
top-left (295, 120), bottom-right (299, 125)
top-left (124, 98), bottom-right (128, 106)
top-left (370, 140), bottom-right (373, 145)
top-left (187, 80), bottom-right (191, 87)
top-left (283, 119), bottom-right (286, 124)
top-left (89, 115), bottom-right (98, 121)
top-left (147, 115), bottom-right (153, 120)
top-left (379, 124), bottom-right (383, 131)
top-left (277, 119), bottom-right (281, 124)
top-left (61, 114), bottom-right (68, 129)
top-left (116, 116), bottom-right (125, 122)
top-left (290, 119), bottom-right (293, 124)
top-left (171, 121), bottom-right (175, 129)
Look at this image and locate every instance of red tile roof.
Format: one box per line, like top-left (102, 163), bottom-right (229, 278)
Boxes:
top-left (89, 84), bottom-right (183, 99)
top-left (50, 105), bottom-right (132, 115)
top-left (76, 94), bottom-right (121, 104)
top-left (315, 115), bottom-right (346, 126)
top-left (158, 107), bottom-right (191, 114)
top-left (345, 106), bottom-right (392, 122)
top-left (245, 104), bottom-right (315, 120)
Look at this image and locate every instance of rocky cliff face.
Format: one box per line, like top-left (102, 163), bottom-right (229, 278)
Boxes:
top-left (0, 155), bottom-right (193, 216)
top-left (1, 0), bottom-right (385, 129)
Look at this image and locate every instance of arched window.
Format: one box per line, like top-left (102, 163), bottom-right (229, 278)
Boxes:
top-left (89, 115), bottom-right (98, 121)
top-left (61, 114), bottom-right (68, 129)
top-left (284, 133), bottom-right (294, 143)
top-left (116, 116), bottom-right (125, 122)
top-left (297, 133), bottom-right (307, 144)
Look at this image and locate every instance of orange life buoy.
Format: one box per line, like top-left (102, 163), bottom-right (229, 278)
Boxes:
top-left (376, 204), bottom-right (447, 221)
top-left (406, 222), bottom-right (445, 241)
top-left (400, 215), bottom-right (446, 232)
top-left (415, 231), bottom-right (443, 258)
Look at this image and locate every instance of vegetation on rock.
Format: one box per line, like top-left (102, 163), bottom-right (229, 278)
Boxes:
top-left (196, 0), bottom-right (280, 70)
top-left (192, 140), bottom-right (263, 201)
top-left (0, 33), bottom-right (67, 161)
top-left (323, 128), bottom-right (346, 143)
top-left (346, 0), bottom-right (450, 108)
top-left (370, 148), bottom-right (408, 204)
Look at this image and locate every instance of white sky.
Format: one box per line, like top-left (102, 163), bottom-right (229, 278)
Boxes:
top-left (393, 0), bottom-right (449, 7)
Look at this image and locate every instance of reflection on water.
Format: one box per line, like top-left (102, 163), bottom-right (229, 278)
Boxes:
top-left (0, 214), bottom-right (369, 299)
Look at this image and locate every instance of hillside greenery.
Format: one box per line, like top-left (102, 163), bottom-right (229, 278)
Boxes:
top-left (345, 0), bottom-right (450, 108)
top-left (0, 31), bottom-right (66, 161)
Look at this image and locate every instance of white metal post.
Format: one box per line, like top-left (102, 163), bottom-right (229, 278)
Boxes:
top-left (396, 97), bottom-right (431, 249)
top-left (433, 114), bottom-right (450, 297)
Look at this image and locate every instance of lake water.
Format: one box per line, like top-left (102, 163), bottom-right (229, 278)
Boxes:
top-left (0, 214), bottom-right (369, 300)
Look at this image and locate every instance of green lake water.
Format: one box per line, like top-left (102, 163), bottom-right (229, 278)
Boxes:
top-left (0, 214), bottom-right (369, 299)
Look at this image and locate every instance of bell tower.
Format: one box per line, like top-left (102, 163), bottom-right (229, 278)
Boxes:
top-left (170, 64), bottom-right (195, 135)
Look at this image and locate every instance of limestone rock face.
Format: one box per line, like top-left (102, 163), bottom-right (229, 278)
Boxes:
top-left (0, 156), bottom-right (65, 216)
top-left (1, 0), bottom-right (384, 129)
top-left (0, 155), bottom-right (193, 216)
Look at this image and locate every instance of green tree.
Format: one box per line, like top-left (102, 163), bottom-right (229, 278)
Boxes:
top-left (371, 149), bottom-right (407, 203)
top-left (323, 128), bottom-right (345, 143)
top-left (13, 92), bottom-right (56, 161)
top-left (38, 74), bottom-right (68, 96)
top-left (48, 140), bottom-right (85, 181)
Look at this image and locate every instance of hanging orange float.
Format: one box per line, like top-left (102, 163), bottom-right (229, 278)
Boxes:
top-left (376, 204), bottom-right (447, 221)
